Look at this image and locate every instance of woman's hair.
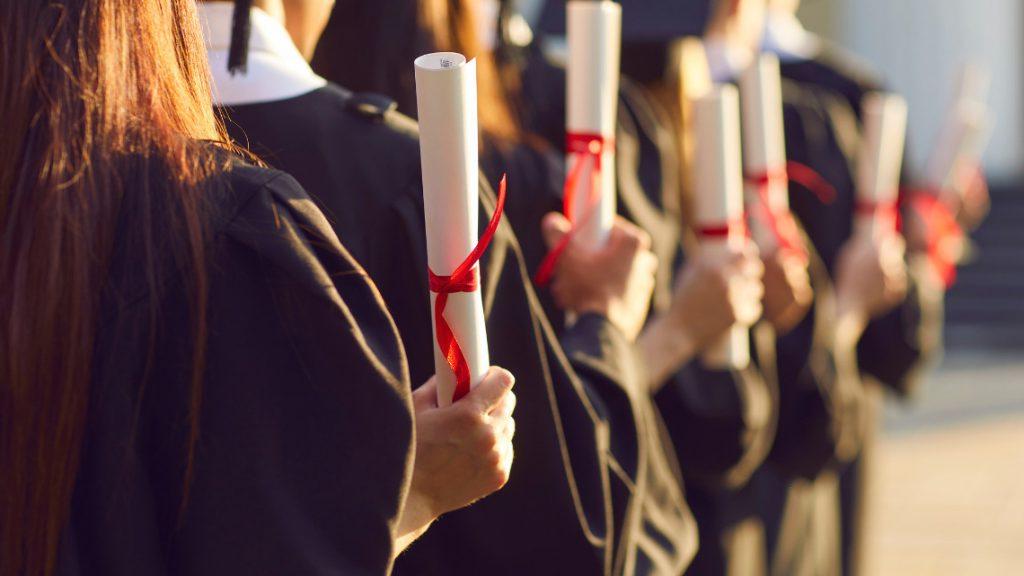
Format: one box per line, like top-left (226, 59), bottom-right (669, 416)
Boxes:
top-left (312, 0), bottom-right (522, 145)
top-left (0, 1), bottom-right (226, 573)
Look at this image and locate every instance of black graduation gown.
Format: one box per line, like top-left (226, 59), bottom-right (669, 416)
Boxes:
top-left (220, 84), bottom-right (696, 575)
top-left (513, 45), bottom-right (793, 575)
top-left (58, 162), bottom-right (414, 575)
top-left (775, 68), bottom-right (942, 576)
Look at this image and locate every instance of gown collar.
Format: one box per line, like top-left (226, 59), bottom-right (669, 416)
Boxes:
top-left (761, 10), bottom-right (822, 64)
top-left (704, 38), bottom-right (755, 84)
top-left (198, 2), bottom-right (327, 106)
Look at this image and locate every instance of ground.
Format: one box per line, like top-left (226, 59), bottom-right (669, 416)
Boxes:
top-left (865, 350), bottom-right (1024, 575)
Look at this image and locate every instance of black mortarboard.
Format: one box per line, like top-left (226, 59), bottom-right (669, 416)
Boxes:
top-left (228, 0), bottom-right (254, 76)
top-left (536, 0), bottom-right (714, 42)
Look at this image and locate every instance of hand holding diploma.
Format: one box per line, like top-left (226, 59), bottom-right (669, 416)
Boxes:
top-left (740, 54), bottom-right (813, 333)
top-left (395, 369), bottom-right (517, 555)
top-left (692, 85), bottom-right (760, 369)
top-left (834, 233), bottom-right (908, 329)
top-left (535, 0), bottom-right (621, 285)
top-left (541, 213), bottom-right (658, 342)
top-left (835, 92), bottom-right (908, 326)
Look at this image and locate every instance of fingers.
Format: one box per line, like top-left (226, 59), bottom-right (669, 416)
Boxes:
top-left (731, 274), bottom-right (765, 326)
top-left (461, 366), bottom-right (516, 415)
top-left (612, 216), bottom-right (653, 251)
top-left (412, 377), bottom-right (439, 412)
top-left (541, 212), bottom-right (572, 251)
top-left (636, 250), bottom-right (659, 277)
top-left (488, 384), bottom-right (517, 419)
top-left (738, 244), bottom-right (765, 279)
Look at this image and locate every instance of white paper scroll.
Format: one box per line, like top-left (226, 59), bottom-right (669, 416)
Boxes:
top-left (693, 85), bottom-right (750, 370)
top-left (955, 62), bottom-right (991, 106)
top-left (925, 99), bottom-right (991, 199)
top-left (673, 39), bottom-right (713, 225)
top-left (566, 0), bottom-right (621, 247)
top-left (856, 92), bottom-right (907, 240)
top-left (414, 52), bottom-right (490, 406)
top-left (740, 54), bottom-right (788, 254)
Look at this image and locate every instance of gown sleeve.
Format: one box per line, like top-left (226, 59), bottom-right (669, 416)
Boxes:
top-left (856, 257), bottom-right (943, 397)
top-left (169, 171), bottom-right (415, 575)
top-left (66, 168), bottom-right (415, 576)
top-left (769, 248), bottom-right (866, 479)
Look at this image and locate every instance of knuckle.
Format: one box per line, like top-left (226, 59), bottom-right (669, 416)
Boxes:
top-left (491, 467), bottom-right (511, 491)
top-left (484, 447), bottom-right (503, 469)
top-left (505, 392), bottom-right (518, 414)
top-left (496, 370), bottom-right (515, 391)
top-left (457, 407), bottom-right (486, 429)
top-left (479, 427), bottom-right (501, 451)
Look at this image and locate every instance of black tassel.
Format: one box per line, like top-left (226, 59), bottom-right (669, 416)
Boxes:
top-left (228, 0), bottom-right (254, 76)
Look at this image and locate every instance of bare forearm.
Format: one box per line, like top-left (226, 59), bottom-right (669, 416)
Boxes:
top-left (637, 314), bottom-right (697, 393)
top-left (393, 491), bottom-right (436, 557)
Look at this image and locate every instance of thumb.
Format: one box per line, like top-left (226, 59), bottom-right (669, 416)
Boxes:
top-left (412, 377), bottom-right (439, 413)
top-left (460, 366), bottom-right (516, 414)
top-left (542, 212), bottom-right (572, 251)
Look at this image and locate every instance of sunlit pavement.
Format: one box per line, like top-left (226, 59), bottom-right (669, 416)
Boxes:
top-left (864, 350), bottom-right (1024, 575)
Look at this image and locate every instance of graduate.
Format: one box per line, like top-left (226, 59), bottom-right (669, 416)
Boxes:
top-left (693, 1), bottom-right (933, 575)
top-left (762, 3), bottom-right (966, 573)
top-left (1, 1), bottom-right (517, 575)
top-left (200, 0), bottom-right (697, 573)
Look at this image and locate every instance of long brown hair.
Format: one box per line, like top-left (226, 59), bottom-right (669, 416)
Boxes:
top-left (0, 1), bottom-right (225, 573)
top-left (312, 0), bottom-right (523, 145)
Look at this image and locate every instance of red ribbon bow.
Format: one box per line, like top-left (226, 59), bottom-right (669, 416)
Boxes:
top-left (427, 175), bottom-right (508, 403)
top-left (897, 184), bottom-right (966, 289)
top-left (744, 161), bottom-right (837, 260)
top-left (534, 132), bottom-right (613, 286)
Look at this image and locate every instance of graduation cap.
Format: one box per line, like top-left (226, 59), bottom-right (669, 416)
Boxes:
top-left (536, 0), bottom-right (714, 42)
top-left (228, 0), bottom-right (254, 75)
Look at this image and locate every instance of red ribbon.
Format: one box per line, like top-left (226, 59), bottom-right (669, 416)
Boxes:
top-left (534, 132), bottom-right (613, 286)
top-left (744, 161), bottom-right (834, 260)
top-left (697, 216), bottom-right (747, 240)
top-left (427, 174), bottom-right (508, 403)
top-left (899, 187), bottom-right (965, 289)
top-left (855, 199), bottom-right (900, 221)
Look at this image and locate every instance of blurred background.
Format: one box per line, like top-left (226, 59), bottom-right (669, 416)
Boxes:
top-left (795, 1), bottom-right (1024, 574)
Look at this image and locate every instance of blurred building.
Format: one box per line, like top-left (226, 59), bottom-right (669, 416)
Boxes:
top-left (800, 0), bottom-right (1024, 350)
top-left (802, 0), bottom-right (1023, 181)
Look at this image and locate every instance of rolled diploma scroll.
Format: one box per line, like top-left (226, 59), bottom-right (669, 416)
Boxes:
top-left (925, 99), bottom-right (991, 201)
top-left (675, 38), bottom-right (712, 223)
top-left (740, 54), bottom-right (788, 254)
top-left (856, 92), bottom-right (907, 240)
top-left (414, 52), bottom-right (490, 406)
top-left (566, 0), bottom-right (621, 247)
top-left (693, 85), bottom-right (750, 370)
top-left (955, 62), bottom-right (991, 105)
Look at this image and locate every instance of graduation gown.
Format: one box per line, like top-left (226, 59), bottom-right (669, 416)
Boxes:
top-left (620, 46), bottom-right (873, 575)
top-left (58, 161), bottom-right (415, 575)
top-left (776, 69), bottom-right (942, 576)
top-left (220, 84), bottom-right (696, 575)
top-left (512, 45), bottom-right (794, 575)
